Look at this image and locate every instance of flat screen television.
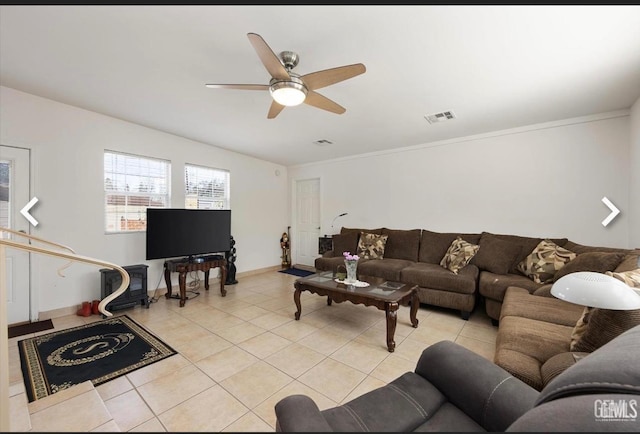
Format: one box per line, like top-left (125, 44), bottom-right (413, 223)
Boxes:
top-left (146, 208), bottom-right (231, 260)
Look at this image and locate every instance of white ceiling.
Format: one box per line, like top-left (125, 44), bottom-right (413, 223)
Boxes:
top-left (2, 5), bottom-right (640, 166)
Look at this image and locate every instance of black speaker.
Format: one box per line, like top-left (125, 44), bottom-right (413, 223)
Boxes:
top-left (225, 235), bottom-right (238, 285)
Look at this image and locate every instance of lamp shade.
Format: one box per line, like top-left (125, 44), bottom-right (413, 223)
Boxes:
top-left (551, 271), bottom-right (640, 310)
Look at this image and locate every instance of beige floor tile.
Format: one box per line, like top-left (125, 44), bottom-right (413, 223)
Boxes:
top-left (454, 335), bottom-right (496, 361)
top-left (215, 322), bottom-right (268, 344)
top-left (270, 319), bottom-right (319, 342)
top-left (238, 331), bottom-right (293, 359)
top-left (90, 420), bottom-right (121, 432)
top-left (29, 389), bottom-right (112, 432)
top-left (264, 343), bottom-right (326, 379)
top-left (330, 339), bottom-right (390, 374)
top-left (126, 353), bottom-right (191, 388)
top-left (354, 324), bottom-right (407, 350)
top-left (96, 375), bottom-right (133, 401)
top-left (369, 354), bottom-right (419, 384)
top-left (220, 361), bottom-right (294, 409)
top-left (171, 332), bottom-right (234, 362)
top-left (459, 322), bottom-right (498, 344)
top-left (9, 392), bottom-right (31, 432)
top-left (259, 296), bottom-right (296, 312)
top-left (249, 312), bottom-right (294, 330)
top-left (128, 417), bottom-right (167, 432)
top-left (104, 389), bottom-right (155, 431)
top-left (391, 336), bottom-right (431, 363)
top-left (196, 346), bottom-right (259, 382)
top-left (322, 316), bottom-right (371, 340)
top-left (229, 304), bottom-right (272, 321)
top-left (252, 380), bottom-right (339, 429)
top-left (191, 310), bottom-right (246, 332)
top-left (408, 325), bottom-right (459, 346)
top-left (9, 344), bottom-right (23, 385)
top-left (297, 358), bottom-right (367, 403)
top-left (136, 364), bottom-right (216, 414)
top-left (9, 380), bottom-right (25, 397)
top-left (158, 385), bottom-right (248, 432)
top-left (297, 329), bottom-right (350, 356)
top-left (27, 380), bottom-right (95, 414)
top-left (222, 411), bottom-right (274, 432)
top-left (296, 308), bottom-right (338, 328)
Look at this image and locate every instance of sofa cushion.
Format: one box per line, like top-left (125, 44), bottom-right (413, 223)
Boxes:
top-left (569, 307), bottom-right (591, 348)
top-left (494, 316), bottom-right (575, 390)
top-left (357, 258), bottom-right (416, 283)
top-left (357, 232), bottom-right (388, 260)
top-left (381, 228), bottom-right (421, 261)
top-left (440, 237), bottom-right (479, 275)
top-left (400, 262), bottom-right (478, 295)
top-left (516, 239), bottom-right (576, 284)
top-left (499, 287), bottom-right (584, 326)
top-left (552, 251), bottom-right (625, 282)
top-left (479, 271), bottom-right (543, 303)
top-left (471, 233), bottom-right (522, 275)
top-left (482, 233), bottom-right (567, 275)
top-left (571, 308), bottom-right (640, 353)
top-left (540, 352), bottom-right (589, 389)
top-left (615, 254), bottom-right (640, 272)
top-left (606, 268), bottom-right (640, 287)
top-left (331, 232), bottom-right (359, 258)
top-left (418, 230), bottom-right (481, 264)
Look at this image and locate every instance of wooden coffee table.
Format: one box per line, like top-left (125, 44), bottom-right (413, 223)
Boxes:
top-left (293, 271), bottom-right (419, 352)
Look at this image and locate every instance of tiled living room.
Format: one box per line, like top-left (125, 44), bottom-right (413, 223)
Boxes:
top-left (2, 5), bottom-right (640, 433)
top-left (8, 270), bottom-right (497, 431)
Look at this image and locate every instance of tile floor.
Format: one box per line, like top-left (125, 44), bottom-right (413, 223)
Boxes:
top-left (8, 269), bottom-right (498, 432)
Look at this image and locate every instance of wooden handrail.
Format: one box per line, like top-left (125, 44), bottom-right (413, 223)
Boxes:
top-left (0, 231), bottom-right (129, 317)
top-left (0, 228), bottom-right (76, 277)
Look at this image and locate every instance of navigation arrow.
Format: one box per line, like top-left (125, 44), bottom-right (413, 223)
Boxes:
top-left (20, 197), bottom-right (39, 227)
top-left (601, 197), bottom-right (620, 227)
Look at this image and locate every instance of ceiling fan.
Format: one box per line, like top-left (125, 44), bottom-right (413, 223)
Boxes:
top-left (205, 33), bottom-right (366, 119)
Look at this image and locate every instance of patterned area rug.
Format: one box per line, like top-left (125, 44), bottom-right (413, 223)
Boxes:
top-left (18, 315), bottom-right (176, 402)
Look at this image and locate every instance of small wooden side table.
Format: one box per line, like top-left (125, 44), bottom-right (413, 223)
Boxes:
top-left (164, 257), bottom-right (227, 307)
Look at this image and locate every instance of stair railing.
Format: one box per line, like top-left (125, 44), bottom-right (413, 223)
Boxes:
top-left (0, 228), bottom-right (130, 317)
top-left (0, 229), bottom-right (130, 431)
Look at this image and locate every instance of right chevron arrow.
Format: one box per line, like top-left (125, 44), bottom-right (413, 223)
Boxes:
top-left (601, 197), bottom-right (620, 227)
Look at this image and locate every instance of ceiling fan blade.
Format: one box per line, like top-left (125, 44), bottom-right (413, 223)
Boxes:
top-left (247, 33), bottom-right (290, 81)
top-left (267, 100), bottom-right (286, 119)
top-left (304, 91), bottom-right (346, 115)
top-left (301, 63), bottom-right (366, 91)
top-left (205, 84), bottom-right (269, 91)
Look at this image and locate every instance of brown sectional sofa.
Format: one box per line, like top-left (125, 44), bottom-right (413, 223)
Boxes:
top-left (316, 227), bottom-right (639, 322)
top-left (315, 227), bottom-right (481, 319)
top-left (316, 226), bottom-right (640, 392)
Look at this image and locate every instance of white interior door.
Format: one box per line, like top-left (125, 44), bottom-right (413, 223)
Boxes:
top-left (0, 146), bottom-right (31, 325)
top-left (295, 178), bottom-right (320, 267)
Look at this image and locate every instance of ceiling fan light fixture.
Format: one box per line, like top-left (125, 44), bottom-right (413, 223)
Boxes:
top-left (269, 80), bottom-right (308, 106)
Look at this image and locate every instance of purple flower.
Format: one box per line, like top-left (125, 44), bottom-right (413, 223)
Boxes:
top-left (343, 251), bottom-right (359, 261)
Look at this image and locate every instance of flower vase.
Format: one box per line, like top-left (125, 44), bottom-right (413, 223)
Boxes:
top-left (345, 259), bottom-right (358, 284)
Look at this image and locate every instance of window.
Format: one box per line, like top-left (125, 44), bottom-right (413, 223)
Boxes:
top-left (184, 164), bottom-right (230, 210)
top-left (104, 151), bottom-right (170, 232)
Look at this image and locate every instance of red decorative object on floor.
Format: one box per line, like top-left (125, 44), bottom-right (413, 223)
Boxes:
top-left (76, 301), bottom-right (91, 317)
top-left (91, 300), bottom-right (101, 315)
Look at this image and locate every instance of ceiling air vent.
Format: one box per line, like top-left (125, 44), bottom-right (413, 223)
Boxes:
top-left (424, 110), bottom-right (456, 124)
top-left (313, 139), bottom-right (333, 146)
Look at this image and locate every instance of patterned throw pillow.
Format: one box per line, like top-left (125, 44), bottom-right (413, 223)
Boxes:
top-left (606, 268), bottom-right (640, 288)
top-left (517, 239), bottom-right (576, 284)
top-left (357, 232), bottom-right (389, 259)
top-left (571, 308), bottom-right (640, 353)
top-left (440, 236), bottom-right (480, 275)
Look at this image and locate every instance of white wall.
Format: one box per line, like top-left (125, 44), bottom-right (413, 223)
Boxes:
top-left (289, 112), bottom-right (632, 253)
top-left (630, 97), bottom-right (640, 249)
top-left (0, 86), bottom-right (288, 315)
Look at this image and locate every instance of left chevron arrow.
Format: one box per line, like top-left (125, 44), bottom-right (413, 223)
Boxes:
top-left (20, 197), bottom-right (39, 227)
